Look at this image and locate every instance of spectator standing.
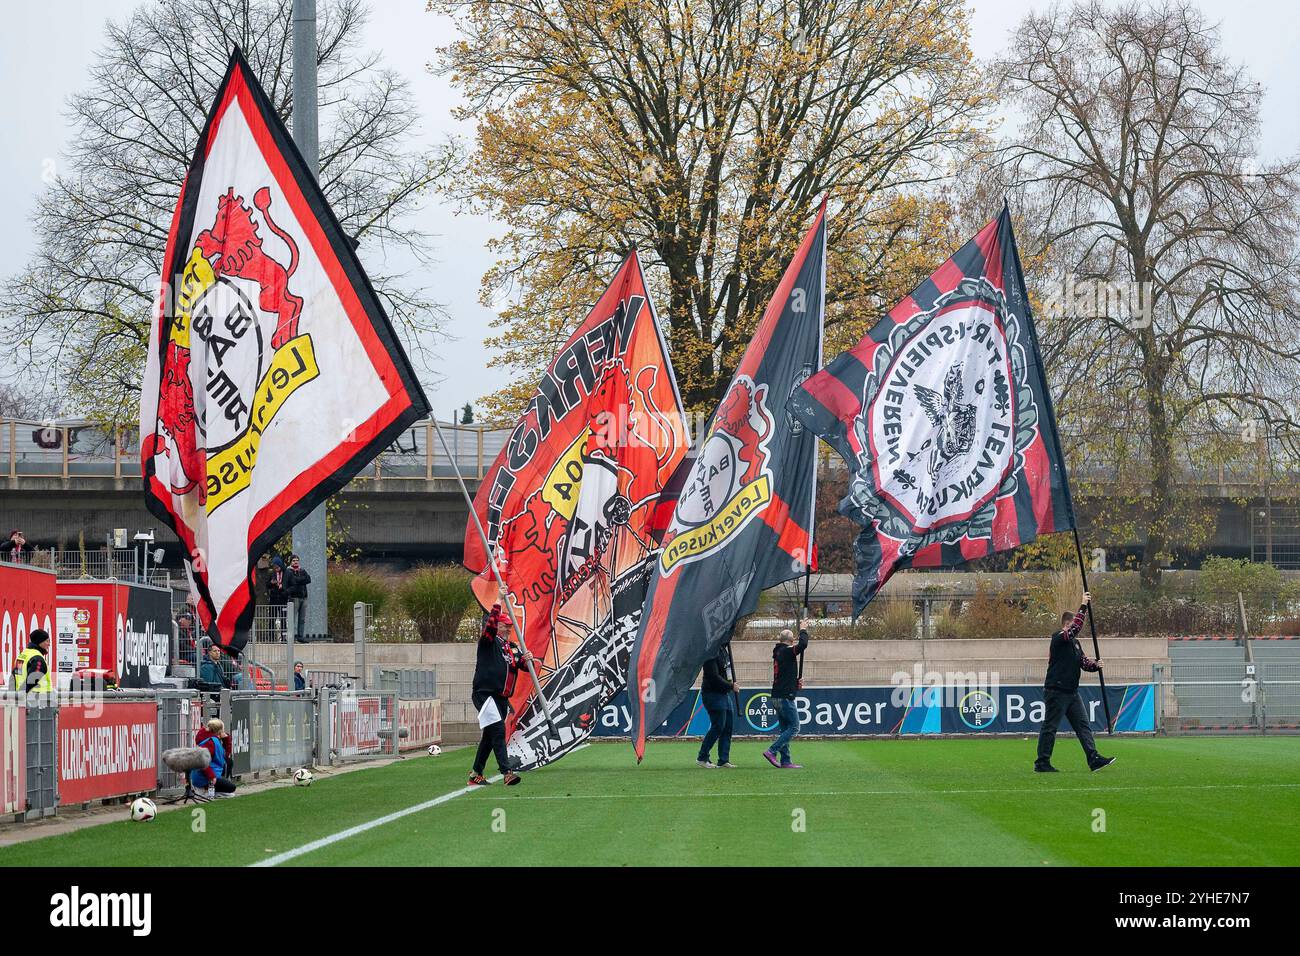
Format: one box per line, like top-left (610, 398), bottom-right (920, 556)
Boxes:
top-left (267, 556), bottom-right (287, 637)
top-left (283, 554), bottom-right (310, 640)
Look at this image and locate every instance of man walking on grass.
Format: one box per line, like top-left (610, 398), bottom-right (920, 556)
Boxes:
top-left (764, 622), bottom-right (809, 769)
top-left (468, 602), bottom-right (532, 787)
top-left (1035, 591), bottom-right (1116, 773)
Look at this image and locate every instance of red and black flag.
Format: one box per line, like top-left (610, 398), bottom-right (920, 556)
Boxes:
top-left (463, 251), bottom-right (688, 771)
top-left (627, 203), bottom-right (827, 760)
top-left (140, 48), bottom-right (429, 648)
top-left (790, 206), bottom-right (1075, 615)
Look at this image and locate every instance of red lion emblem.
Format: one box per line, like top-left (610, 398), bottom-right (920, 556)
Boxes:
top-left (196, 186), bottom-right (303, 348)
top-left (150, 185), bottom-right (305, 502)
top-left (715, 378), bottom-right (769, 484)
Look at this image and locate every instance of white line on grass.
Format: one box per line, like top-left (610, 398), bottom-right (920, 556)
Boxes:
top-left (253, 745), bottom-right (589, 867)
top-left (499, 782), bottom-right (1300, 801)
top-left (251, 774), bottom-right (502, 867)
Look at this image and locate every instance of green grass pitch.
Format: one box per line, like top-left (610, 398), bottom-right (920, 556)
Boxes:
top-left (3, 737), bottom-right (1297, 866)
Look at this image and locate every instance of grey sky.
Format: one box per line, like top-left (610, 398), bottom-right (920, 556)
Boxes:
top-left (1, 0), bottom-right (1296, 419)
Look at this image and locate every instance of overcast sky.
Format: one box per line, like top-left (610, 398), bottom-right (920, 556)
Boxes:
top-left (1, 0), bottom-right (1296, 420)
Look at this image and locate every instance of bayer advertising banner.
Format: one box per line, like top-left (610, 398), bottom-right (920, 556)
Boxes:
top-left (593, 683), bottom-right (1156, 738)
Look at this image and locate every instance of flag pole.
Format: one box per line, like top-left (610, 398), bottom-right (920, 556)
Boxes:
top-left (1002, 199), bottom-right (1110, 735)
top-left (431, 416), bottom-right (560, 736)
top-left (798, 563), bottom-right (811, 679)
top-left (1071, 528), bottom-right (1112, 734)
top-left (725, 641), bottom-right (741, 717)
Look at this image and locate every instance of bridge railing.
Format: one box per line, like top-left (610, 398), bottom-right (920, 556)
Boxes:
top-left (0, 417), bottom-right (510, 483)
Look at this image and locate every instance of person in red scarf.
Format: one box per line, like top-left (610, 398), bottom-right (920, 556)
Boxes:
top-left (468, 602), bottom-right (532, 786)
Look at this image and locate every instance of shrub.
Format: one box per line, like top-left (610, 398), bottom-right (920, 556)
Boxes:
top-left (326, 567), bottom-right (391, 640)
top-left (397, 565), bottom-right (474, 643)
top-left (1196, 556), bottom-right (1288, 619)
top-left (932, 602), bottom-right (963, 639)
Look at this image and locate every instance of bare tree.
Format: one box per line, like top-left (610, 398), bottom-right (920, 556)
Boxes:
top-left (435, 0), bottom-right (990, 414)
top-left (3, 0), bottom-right (453, 425)
top-left (992, 0), bottom-right (1300, 582)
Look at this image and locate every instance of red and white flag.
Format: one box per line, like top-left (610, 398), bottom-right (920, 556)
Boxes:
top-left (140, 49), bottom-right (429, 647)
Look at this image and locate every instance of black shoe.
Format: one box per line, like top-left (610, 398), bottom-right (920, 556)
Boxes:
top-left (1089, 756), bottom-right (1116, 772)
top-left (1033, 763), bottom-right (1059, 773)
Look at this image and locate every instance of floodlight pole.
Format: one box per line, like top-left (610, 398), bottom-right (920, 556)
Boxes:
top-left (430, 417), bottom-right (560, 736)
top-left (290, 0), bottom-right (328, 638)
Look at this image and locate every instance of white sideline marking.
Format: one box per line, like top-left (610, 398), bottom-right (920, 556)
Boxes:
top-left (501, 782), bottom-right (1300, 801)
top-left (253, 745), bottom-right (587, 867)
top-left (251, 774), bottom-right (502, 867)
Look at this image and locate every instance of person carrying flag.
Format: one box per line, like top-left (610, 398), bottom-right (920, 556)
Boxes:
top-left (763, 622), bottom-right (809, 769)
top-left (468, 602), bottom-right (532, 787)
top-left (1035, 592), bottom-right (1116, 773)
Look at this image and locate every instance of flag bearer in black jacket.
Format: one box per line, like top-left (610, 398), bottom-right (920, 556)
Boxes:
top-left (697, 646), bottom-right (739, 768)
top-left (1035, 592), bottom-right (1116, 773)
top-left (763, 622), bottom-right (809, 769)
top-left (468, 603), bottom-right (532, 787)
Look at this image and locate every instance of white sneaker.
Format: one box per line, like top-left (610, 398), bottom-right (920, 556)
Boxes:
top-left (697, 759), bottom-right (716, 768)
top-left (717, 762), bottom-right (737, 768)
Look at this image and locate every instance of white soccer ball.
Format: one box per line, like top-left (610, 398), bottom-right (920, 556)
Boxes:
top-left (293, 768), bottom-right (314, 787)
top-left (130, 797), bottom-right (157, 822)
top-left (427, 744), bottom-right (442, 757)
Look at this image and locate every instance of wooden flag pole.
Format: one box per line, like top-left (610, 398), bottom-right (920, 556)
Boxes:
top-left (431, 417), bottom-right (560, 737)
top-left (1071, 528), bottom-right (1113, 734)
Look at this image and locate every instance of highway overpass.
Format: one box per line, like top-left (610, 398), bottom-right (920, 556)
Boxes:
top-left (2, 417), bottom-right (1298, 569)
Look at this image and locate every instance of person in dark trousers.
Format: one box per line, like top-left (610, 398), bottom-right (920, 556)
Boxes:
top-left (468, 602), bottom-right (531, 787)
top-left (1035, 591), bottom-right (1116, 773)
top-left (267, 556), bottom-right (287, 638)
top-left (697, 646), bottom-right (739, 768)
top-left (283, 554), bottom-right (311, 639)
top-left (763, 622), bottom-right (809, 769)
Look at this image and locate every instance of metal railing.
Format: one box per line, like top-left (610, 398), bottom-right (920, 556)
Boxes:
top-left (1157, 659), bottom-right (1300, 731)
top-left (0, 548), bottom-right (170, 586)
top-left (0, 417), bottom-right (506, 483)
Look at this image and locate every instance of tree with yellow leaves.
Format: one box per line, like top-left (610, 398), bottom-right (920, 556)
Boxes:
top-left (433, 0), bottom-right (991, 417)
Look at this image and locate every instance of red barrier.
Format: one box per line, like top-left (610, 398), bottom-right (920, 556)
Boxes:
top-left (58, 702), bottom-right (158, 805)
top-left (1, 697), bottom-right (24, 815)
top-left (398, 698), bottom-right (442, 750)
top-left (0, 564), bottom-right (58, 683)
top-left (56, 581), bottom-right (171, 688)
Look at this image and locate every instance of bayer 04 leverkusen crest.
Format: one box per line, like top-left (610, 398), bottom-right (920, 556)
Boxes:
top-left (627, 202), bottom-right (826, 761)
top-left (139, 48), bottom-right (429, 646)
top-left (790, 206), bottom-right (1075, 616)
top-left (464, 250), bottom-right (688, 771)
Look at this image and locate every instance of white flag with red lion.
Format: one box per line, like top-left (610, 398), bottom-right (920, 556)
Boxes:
top-left (140, 48), bottom-right (428, 647)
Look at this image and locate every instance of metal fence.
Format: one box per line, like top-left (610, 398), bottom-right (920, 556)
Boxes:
top-left (1157, 659), bottom-right (1300, 731)
top-left (23, 696), bottom-right (57, 819)
top-left (157, 691), bottom-right (202, 794)
top-left (2, 548), bottom-right (169, 587)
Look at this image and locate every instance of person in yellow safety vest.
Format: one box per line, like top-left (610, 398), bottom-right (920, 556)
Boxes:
top-left (11, 629), bottom-right (52, 693)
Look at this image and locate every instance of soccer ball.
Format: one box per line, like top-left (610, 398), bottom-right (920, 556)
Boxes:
top-left (427, 744), bottom-right (442, 757)
top-left (293, 768), bottom-right (313, 787)
top-left (130, 797), bottom-right (157, 822)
